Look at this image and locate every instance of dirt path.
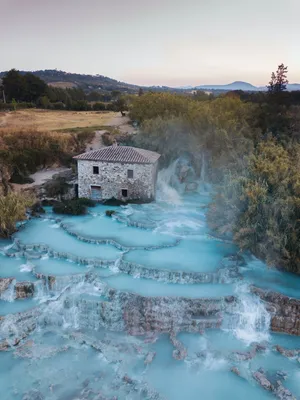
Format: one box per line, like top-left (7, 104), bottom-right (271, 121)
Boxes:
top-left (12, 168), bottom-right (71, 192)
top-left (85, 130), bottom-right (106, 151)
top-left (108, 113), bottom-right (135, 134)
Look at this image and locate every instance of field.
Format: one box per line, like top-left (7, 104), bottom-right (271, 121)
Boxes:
top-left (0, 109), bottom-right (117, 131)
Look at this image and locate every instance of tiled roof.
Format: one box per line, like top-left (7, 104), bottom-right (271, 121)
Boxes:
top-left (74, 146), bottom-right (160, 164)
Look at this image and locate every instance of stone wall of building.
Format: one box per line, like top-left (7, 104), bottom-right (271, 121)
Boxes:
top-left (77, 160), bottom-right (158, 201)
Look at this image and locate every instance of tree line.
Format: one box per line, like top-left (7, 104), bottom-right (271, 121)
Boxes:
top-left (0, 69), bottom-right (127, 112)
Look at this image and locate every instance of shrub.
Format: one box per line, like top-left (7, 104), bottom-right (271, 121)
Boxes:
top-left (52, 102), bottom-right (65, 110)
top-left (30, 202), bottom-right (46, 216)
top-left (76, 198), bottom-right (96, 207)
top-left (52, 198), bottom-right (95, 215)
top-left (10, 171), bottom-right (34, 184)
top-left (105, 210), bottom-right (116, 217)
top-left (43, 177), bottom-right (71, 199)
top-left (93, 102), bottom-right (106, 111)
top-left (102, 132), bottom-right (114, 146)
top-left (0, 192), bottom-right (35, 237)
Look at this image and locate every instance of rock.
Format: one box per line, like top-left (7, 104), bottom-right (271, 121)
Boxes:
top-left (253, 369), bottom-right (296, 400)
top-left (251, 287), bottom-right (300, 336)
top-left (0, 277), bottom-right (14, 295)
top-left (274, 345), bottom-right (300, 358)
top-left (231, 366), bottom-right (241, 376)
top-left (22, 389), bottom-right (44, 400)
top-left (15, 281), bottom-right (35, 299)
top-left (144, 351), bottom-right (156, 365)
top-left (170, 333), bottom-right (187, 360)
top-left (81, 378), bottom-right (90, 388)
top-left (122, 375), bottom-right (133, 384)
top-left (231, 350), bottom-right (256, 361)
top-left (274, 383), bottom-right (296, 400)
top-left (276, 371), bottom-right (287, 381)
top-left (253, 371), bottom-right (272, 391)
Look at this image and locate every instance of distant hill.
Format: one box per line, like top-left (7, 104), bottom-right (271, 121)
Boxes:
top-left (0, 69), bottom-right (140, 93)
top-left (188, 81), bottom-right (300, 92)
top-left (195, 81), bottom-right (260, 91)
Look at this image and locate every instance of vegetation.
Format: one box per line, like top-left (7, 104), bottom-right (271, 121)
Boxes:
top-left (129, 64), bottom-right (300, 274)
top-left (0, 192), bottom-right (35, 237)
top-left (53, 198), bottom-right (95, 215)
top-left (0, 69), bottom-right (126, 111)
top-left (105, 210), bottom-right (116, 217)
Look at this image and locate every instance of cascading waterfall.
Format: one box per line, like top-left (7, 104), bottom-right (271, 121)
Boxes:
top-left (0, 157), bottom-right (299, 400)
top-left (0, 279), bottom-right (16, 302)
top-left (230, 284), bottom-right (271, 344)
top-left (156, 160), bottom-right (182, 204)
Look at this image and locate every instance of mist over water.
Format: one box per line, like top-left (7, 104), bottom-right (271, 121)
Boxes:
top-left (0, 157), bottom-right (300, 399)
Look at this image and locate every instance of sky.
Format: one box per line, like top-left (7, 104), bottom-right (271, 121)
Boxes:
top-left (1, 0), bottom-right (300, 87)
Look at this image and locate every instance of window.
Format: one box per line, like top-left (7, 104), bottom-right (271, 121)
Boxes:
top-left (127, 169), bottom-right (133, 179)
top-left (93, 166), bottom-right (99, 174)
top-left (122, 189), bottom-right (128, 197)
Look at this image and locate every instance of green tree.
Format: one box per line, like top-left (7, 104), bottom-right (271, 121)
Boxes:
top-left (267, 64), bottom-right (288, 93)
top-left (2, 69), bottom-right (26, 101)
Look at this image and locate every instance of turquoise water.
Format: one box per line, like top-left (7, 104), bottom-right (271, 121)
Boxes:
top-left (124, 238), bottom-right (236, 272)
top-left (0, 172), bottom-right (300, 399)
top-left (103, 273), bottom-right (235, 298)
top-left (0, 298), bottom-right (38, 316)
top-left (0, 254), bottom-right (36, 282)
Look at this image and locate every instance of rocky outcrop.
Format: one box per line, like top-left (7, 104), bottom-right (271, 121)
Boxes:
top-left (251, 287), bottom-right (300, 335)
top-left (230, 342), bottom-right (267, 362)
top-left (144, 351), bottom-right (156, 365)
top-left (253, 369), bottom-right (296, 400)
top-left (170, 333), bottom-right (187, 360)
top-left (274, 345), bottom-right (300, 358)
top-left (119, 291), bottom-right (233, 336)
top-left (15, 282), bottom-right (35, 299)
top-left (0, 277), bottom-right (14, 296)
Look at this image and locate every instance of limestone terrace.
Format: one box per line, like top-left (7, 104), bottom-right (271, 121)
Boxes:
top-left (74, 146), bottom-right (160, 164)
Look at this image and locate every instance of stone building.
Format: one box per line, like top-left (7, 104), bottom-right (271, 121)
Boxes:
top-left (74, 145), bottom-right (160, 202)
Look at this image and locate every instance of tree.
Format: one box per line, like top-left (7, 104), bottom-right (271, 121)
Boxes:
top-left (267, 64), bottom-right (288, 93)
top-left (138, 87), bottom-right (144, 97)
top-left (23, 73), bottom-right (47, 102)
top-left (2, 69), bottom-right (26, 101)
top-left (114, 96), bottom-right (128, 114)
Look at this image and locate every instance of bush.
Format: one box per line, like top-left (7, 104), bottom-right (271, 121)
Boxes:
top-left (102, 132), bottom-right (114, 146)
top-left (93, 102), bottom-right (106, 111)
top-left (30, 202), bottom-right (46, 216)
top-left (52, 102), bottom-right (65, 110)
top-left (105, 210), bottom-right (116, 217)
top-left (43, 177), bottom-right (71, 199)
top-left (0, 192), bottom-right (35, 237)
top-left (10, 171), bottom-right (34, 184)
top-left (76, 197), bottom-right (96, 207)
top-left (53, 198), bottom-right (95, 215)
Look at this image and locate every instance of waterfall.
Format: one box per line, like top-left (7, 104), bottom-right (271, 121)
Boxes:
top-left (0, 279), bottom-right (16, 302)
top-left (232, 284), bottom-right (271, 345)
top-left (157, 161), bottom-right (182, 204)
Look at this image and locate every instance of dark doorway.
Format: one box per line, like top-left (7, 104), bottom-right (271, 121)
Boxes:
top-left (122, 189), bottom-right (128, 197)
top-left (91, 185), bottom-right (102, 200)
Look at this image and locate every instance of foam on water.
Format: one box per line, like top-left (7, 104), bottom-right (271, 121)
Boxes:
top-left (232, 283), bottom-right (271, 345)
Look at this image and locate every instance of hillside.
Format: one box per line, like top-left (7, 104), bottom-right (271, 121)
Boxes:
top-left (0, 69), bottom-right (140, 93)
top-left (196, 81), bottom-right (259, 91)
